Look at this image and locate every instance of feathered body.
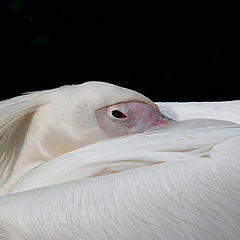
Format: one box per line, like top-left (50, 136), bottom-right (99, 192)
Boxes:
top-left (0, 82), bottom-right (240, 240)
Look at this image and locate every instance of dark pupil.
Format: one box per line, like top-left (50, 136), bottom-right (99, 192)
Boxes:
top-left (111, 110), bottom-right (127, 118)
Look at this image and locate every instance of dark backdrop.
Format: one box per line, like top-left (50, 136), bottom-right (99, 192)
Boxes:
top-left (2, 1), bottom-right (239, 102)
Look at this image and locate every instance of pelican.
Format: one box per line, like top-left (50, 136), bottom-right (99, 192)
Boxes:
top-left (0, 82), bottom-right (240, 240)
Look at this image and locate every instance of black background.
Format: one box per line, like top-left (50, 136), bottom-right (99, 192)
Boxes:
top-left (2, 1), bottom-right (239, 102)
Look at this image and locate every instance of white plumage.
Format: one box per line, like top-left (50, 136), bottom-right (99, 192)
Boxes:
top-left (0, 82), bottom-right (240, 240)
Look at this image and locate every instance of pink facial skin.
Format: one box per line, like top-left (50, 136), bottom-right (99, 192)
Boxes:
top-left (96, 101), bottom-right (171, 138)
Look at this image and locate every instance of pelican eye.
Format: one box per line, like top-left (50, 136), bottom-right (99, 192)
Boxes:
top-left (110, 110), bottom-right (128, 119)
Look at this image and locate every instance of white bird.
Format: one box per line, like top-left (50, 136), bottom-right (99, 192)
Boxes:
top-left (0, 82), bottom-right (240, 240)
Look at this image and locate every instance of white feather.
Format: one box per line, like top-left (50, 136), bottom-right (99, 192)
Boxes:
top-left (157, 101), bottom-right (240, 124)
top-left (0, 125), bottom-right (240, 239)
top-left (9, 119), bottom-right (238, 194)
top-left (1, 83), bottom-right (240, 239)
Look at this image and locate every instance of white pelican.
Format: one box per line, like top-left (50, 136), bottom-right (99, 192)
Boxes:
top-left (0, 82), bottom-right (240, 240)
